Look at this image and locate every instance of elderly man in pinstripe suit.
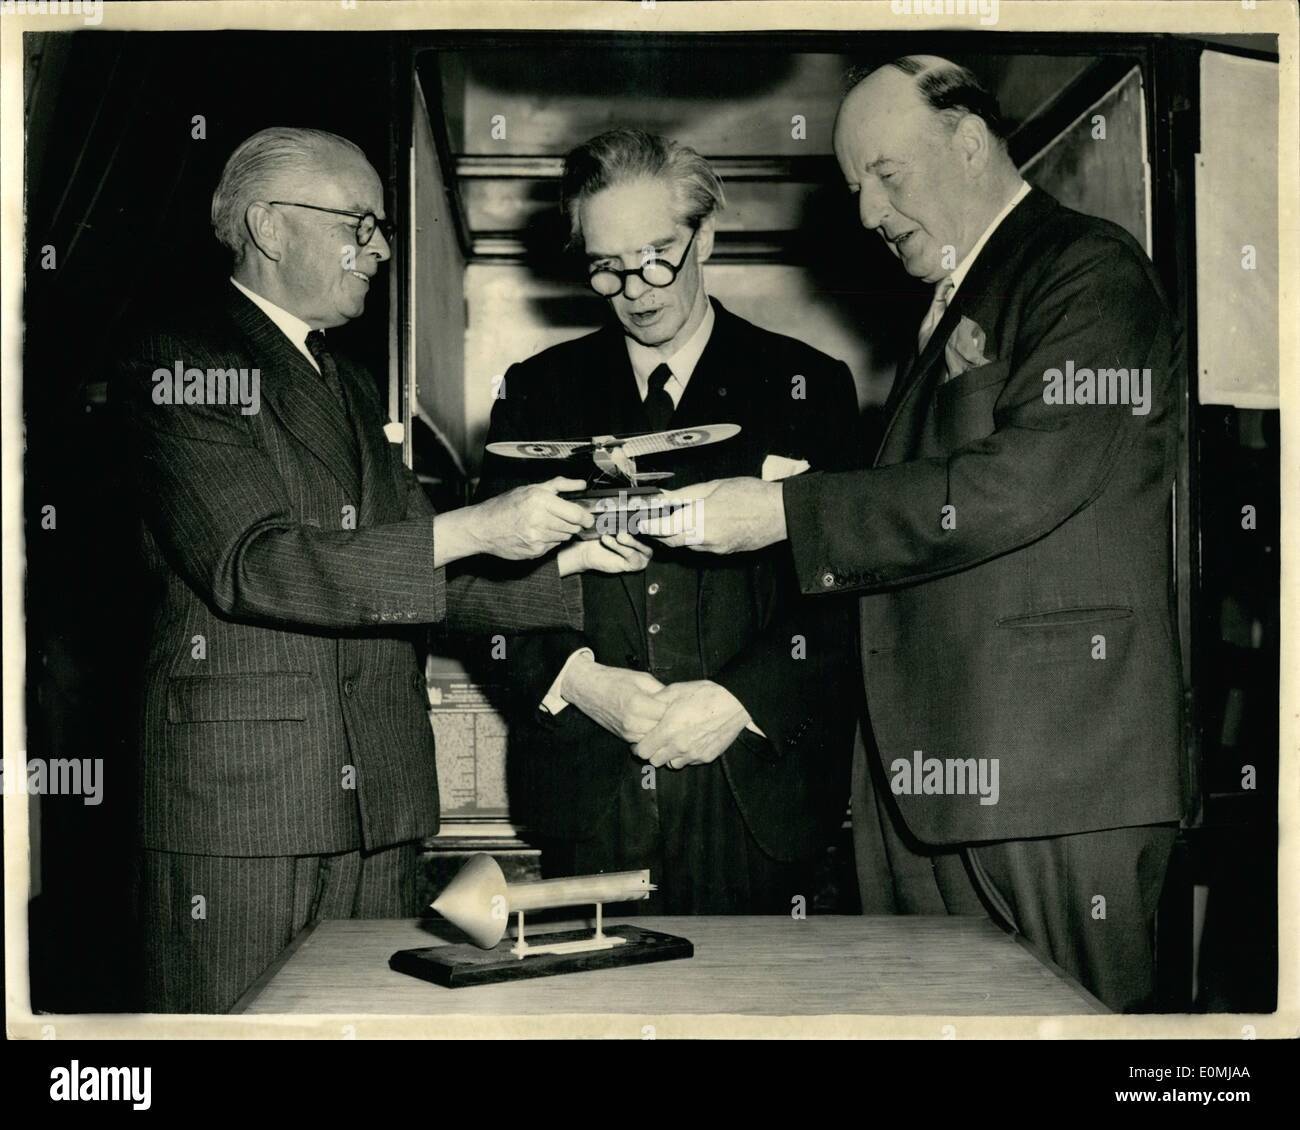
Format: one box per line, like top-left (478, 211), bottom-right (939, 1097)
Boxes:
top-left (116, 127), bottom-right (651, 1013)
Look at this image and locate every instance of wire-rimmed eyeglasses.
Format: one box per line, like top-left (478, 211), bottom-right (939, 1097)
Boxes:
top-left (268, 201), bottom-right (397, 248)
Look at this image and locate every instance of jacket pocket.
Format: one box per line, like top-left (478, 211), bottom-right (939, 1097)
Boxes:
top-left (167, 673), bottom-right (312, 722)
top-left (940, 358), bottom-right (1011, 400)
top-left (935, 360), bottom-right (1010, 451)
top-left (996, 605), bottom-right (1133, 629)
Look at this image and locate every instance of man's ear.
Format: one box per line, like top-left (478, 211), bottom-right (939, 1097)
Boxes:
top-left (243, 201), bottom-right (283, 263)
top-left (955, 113), bottom-right (992, 175)
top-left (696, 216), bottom-right (717, 265)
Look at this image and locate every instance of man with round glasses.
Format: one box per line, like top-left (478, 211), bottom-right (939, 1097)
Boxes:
top-left (115, 126), bottom-right (647, 1012)
top-left (472, 129), bottom-right (861, 913)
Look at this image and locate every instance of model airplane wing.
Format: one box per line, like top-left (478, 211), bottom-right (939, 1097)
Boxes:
top-left (485, 423), bottom-right (740, 461)
top-left (619, 424), bottom-right (741, 459)
top-left (484, 438), bottom-right (596, 460)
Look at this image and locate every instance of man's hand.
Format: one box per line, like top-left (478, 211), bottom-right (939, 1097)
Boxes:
top-left (560, 655), bottom-right (667, 743)
top-left (639, 477), bottom-right (787, 554)
top-left (456, 477), bottom-right (594, 561)
top-left (557, 531), bottom-right (653, 577)
top-left (631, 680), bottom-right (751, 770)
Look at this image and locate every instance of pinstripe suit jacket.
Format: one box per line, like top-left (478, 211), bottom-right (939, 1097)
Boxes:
top-left (116, 285), bottom-right (580, 856)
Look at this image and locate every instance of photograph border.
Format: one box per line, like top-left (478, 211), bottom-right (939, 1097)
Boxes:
top-left (3, 0), bottom-right (1296, 1040)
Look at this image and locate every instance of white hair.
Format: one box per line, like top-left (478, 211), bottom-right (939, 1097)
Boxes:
top-left (210, 127), bottom-right (366, 261)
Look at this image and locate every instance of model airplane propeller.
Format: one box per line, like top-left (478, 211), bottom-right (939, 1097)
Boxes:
top-left (486, 423), bottom-right (741, 490)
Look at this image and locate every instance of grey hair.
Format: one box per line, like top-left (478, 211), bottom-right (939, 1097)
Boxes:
top-left (559, 128), bottom-right (725, 248)
top-left (846, 57), bottom-right (1009, 143)
top-left (211, 127), bottom-right (366, 260)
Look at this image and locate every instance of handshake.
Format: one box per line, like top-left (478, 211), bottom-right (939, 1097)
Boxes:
top-left (557, 654), bottom-right (754, 771)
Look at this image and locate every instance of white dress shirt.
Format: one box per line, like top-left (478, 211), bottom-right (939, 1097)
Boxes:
top-left (230, 277), bottom-right (320, 372)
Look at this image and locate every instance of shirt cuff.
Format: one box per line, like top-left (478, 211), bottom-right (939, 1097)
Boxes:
top-left (714, 683), bottom-right (764, 737)
top-left (539, 648), bottom-right (595, 716)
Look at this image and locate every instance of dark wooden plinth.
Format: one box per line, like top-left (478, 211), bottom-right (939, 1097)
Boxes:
top-left (389, 925), bottom-right (693, 988)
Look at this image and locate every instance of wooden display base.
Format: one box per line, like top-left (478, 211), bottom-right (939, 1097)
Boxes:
top-left (389, 925), bottom-right (693, 988)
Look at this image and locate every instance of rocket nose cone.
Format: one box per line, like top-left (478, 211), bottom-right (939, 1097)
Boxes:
top-left (431, 853), bottom-right (509, 949)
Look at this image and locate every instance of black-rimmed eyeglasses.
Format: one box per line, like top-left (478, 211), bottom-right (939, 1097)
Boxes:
top-left (587, 227), bottom-right (698, 298)
top-left (268, 201), bottom-right (397, 248)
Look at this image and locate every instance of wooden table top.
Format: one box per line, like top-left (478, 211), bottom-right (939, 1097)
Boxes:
top-left (237, 915), bottom-right (1106, 1016)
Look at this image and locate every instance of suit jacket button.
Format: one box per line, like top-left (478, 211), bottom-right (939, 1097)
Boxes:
top-left (343, 679), bottom-right (355, 697)
top-left (821, 571), bottom-right (836, 589)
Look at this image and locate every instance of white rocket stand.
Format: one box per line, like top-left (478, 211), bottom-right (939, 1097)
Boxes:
top-left (511, 901), bottom-right (630, 959)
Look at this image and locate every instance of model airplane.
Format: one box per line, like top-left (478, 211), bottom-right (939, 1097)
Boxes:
top-left (486, 423), bottom-right (741, 490)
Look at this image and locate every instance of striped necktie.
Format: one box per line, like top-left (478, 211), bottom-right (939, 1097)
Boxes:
top-left (305, 330), bottom-right (349, 409)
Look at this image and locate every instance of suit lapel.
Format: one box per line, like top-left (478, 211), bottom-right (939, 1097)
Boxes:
top-left (873, 187), bottom-right (1058, 466)
top-left (873, 308), bottom-right (957, 466)
top-left (600, 327), bottom-right (651, 440)
top-left (338, 358), bottom-right (403, 527)
top-left (226, 287), bottom-right (362, 501)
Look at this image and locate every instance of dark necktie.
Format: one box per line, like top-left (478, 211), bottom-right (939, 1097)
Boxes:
top-left (644, 363), bottom-right (675, 432)
top-left (305, 330), bottom-right (348, 409)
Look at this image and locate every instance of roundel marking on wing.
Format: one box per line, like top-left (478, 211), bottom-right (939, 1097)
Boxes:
top-left (666, 428), bottom-right (708, 448)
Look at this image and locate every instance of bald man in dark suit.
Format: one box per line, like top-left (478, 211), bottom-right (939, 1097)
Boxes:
top-left (646, 60), bottom-right (1184, 1011)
